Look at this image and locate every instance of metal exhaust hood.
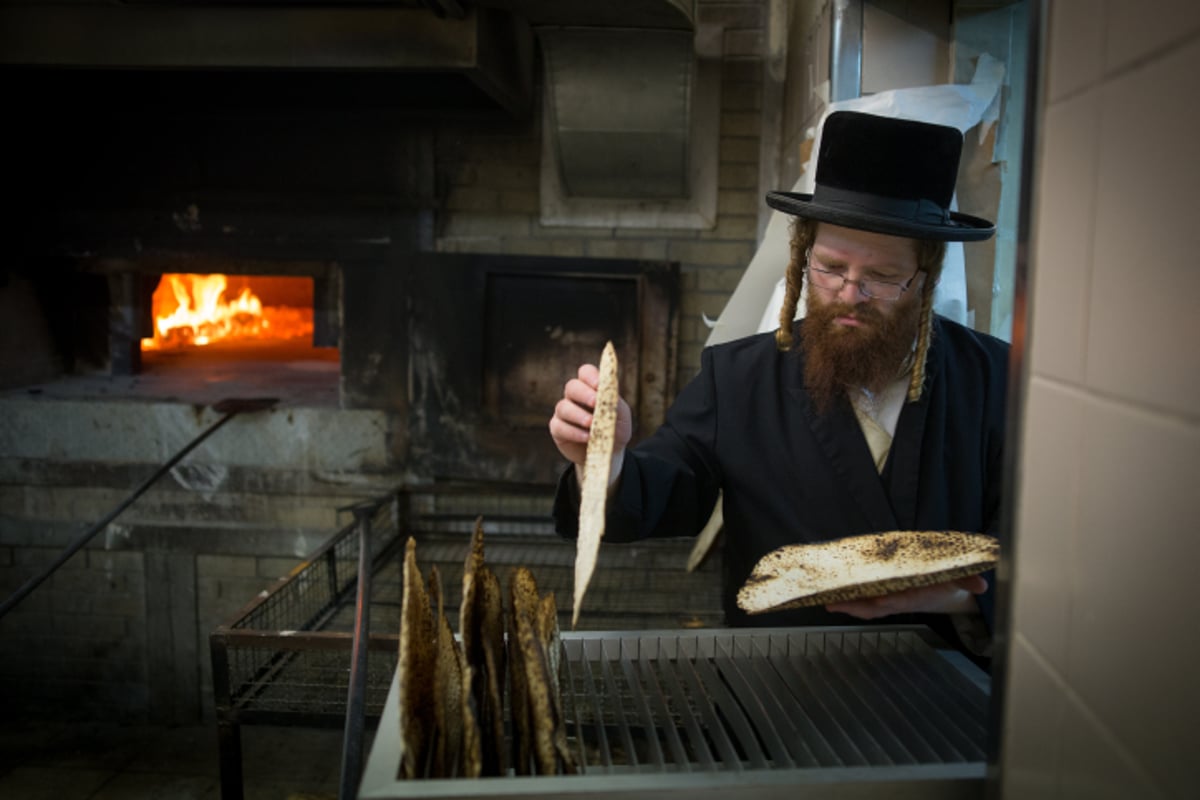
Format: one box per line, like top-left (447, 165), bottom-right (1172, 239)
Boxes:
top-left (1, 0), bottom-right (702, 202)
top-left (0, 3), bottom-right (536, 117)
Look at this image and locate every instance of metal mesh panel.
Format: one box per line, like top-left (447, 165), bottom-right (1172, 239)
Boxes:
top-left (404, 488), bottom-right (556, 536)
top-left (559, 629), bottom-right (989, 773)
top-left (232, 497), bottom-right (398, 634)
top-left (213, 494), bottom-right (403, 723)
top-left (227, 645), bottom-right (398, 717)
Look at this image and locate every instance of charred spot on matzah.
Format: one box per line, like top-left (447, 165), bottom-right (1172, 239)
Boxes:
top-left (869, 537), bottom-right (901, 560)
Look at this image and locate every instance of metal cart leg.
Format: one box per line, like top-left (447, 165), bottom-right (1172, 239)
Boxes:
top-left (217, 718), bottom-right (244, 800)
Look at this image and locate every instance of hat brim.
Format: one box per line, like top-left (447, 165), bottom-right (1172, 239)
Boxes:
top-left (766, 191), bottom-right (995, 242)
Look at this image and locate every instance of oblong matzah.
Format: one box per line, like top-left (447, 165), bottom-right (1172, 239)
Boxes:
top-left (459, 518), bottom-right (505, 776)
top-left (459, 518), bottom-right (486, 666)
top-left (459, 662), bottom-right (482, 779)
top-left (537, 592), bottom-right (575, 774)
top-left (737, 530), bottom-right (999, 614)
top-left (508, 567), bottom-right (572, 775)
top-left (507, 568), bottom-right (537, 776)
top-left (573, 341), bottom-right (619, 629)
top-left (431, 606), bottom-right (464, 777)
top-left (477, 567), bottom-right (506, 776)
top-left (398, 537), bottom-right (436, 779)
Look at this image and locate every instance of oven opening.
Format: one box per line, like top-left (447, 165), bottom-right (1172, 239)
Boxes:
top-left (134, 272), bottom-right (339, 405)
top-left (141, 274), bottom-right (323, 354)
top-left (140, 272), bottom-right (337, 368)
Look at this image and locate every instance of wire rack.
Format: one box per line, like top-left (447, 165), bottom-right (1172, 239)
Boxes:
top-left (210, 483), bottom-right (724, 799)
top-left (212, 494), bottom-right (402, 722)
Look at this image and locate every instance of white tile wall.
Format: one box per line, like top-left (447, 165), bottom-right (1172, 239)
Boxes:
top-left (1011, 378), bottom-right (1080, 672)
top-left (1028, 90), bottom-right (1100, 384)
top-left (1004, 3), bottom-right (1200, 800)
top-left (1104, 0), bottom-right (1200, 74)
top-left (1087, 38), bottom-right (1200, 418)
top-left (1001, 636), bottom-right (1065, 799)
top-left (1057, 691), bottom-right (1164, 800)
top-left (1046, 0), bottom-right (1106, 102)
top-left (1068, 399), bottom-right (1199, 794)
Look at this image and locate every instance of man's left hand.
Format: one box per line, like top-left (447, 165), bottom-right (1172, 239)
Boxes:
top-left (825, 574), bottom-right (987, 619)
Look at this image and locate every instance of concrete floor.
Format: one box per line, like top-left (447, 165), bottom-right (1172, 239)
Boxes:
top-left (0, 719), bottom-right (354, 799)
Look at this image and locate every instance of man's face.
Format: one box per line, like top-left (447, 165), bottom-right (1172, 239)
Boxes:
top-left (801, 223), bottom-right (926, 412)
top-left (805, 222), bottom-right (923, 321)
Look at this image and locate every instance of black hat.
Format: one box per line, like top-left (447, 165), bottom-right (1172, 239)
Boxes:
top-left (765, 111), bottom-right (995, 242)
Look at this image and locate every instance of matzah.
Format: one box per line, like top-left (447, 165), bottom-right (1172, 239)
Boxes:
top-left (573, 340), bottom-right (619, 629)
top-left (737, 530), bottom-right (999, 614)
top-left (398, 538), bottom-right (436, 779)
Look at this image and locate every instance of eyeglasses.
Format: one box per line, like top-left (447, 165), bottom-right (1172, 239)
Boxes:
top-left (804, 248), bottom-right (917, 302)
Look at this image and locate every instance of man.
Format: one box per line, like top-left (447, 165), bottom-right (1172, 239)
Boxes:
top-left (548, 111), bottom-right (1007, 655)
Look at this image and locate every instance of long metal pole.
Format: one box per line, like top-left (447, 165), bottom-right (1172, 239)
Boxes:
top-left (338, 504), bottom-right (375, 800)
top-left (830, 0), bottom-right (863, 103)
top-left (0, 399), bottom-right (271, 620)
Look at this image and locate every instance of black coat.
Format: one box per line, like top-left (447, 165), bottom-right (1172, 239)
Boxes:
top-left (555, 316), bottom-right (1009, 641)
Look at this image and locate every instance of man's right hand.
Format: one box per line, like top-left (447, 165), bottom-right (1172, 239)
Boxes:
top-left (548, 363), bottom-right (633, 467)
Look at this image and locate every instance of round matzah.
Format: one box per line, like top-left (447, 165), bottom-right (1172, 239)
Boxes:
top-left (737, 530), bottom-right (999, 614)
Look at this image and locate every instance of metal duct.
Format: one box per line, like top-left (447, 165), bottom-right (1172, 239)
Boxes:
top-left (539, 27), bottom-right (697, 199)
top-left (831, 0), bottom-right (865, 102)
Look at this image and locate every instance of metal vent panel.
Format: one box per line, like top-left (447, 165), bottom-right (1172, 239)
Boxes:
top-left (360, 627), bottom-right (990, 798)
top-left (560, 630), bottom-right (989, 773)
top-left (540, 28), bottom-right (695, 199)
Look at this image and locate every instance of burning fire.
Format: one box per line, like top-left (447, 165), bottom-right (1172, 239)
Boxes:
top-left (141, 274), bottom-right (313, 350)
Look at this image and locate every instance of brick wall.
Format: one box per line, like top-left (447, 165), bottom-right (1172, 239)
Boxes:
top-left (435, 0), bottom-right (767, 384)
top-left (0, 401), bottom-right (398, 722)
top-left (0, 548), bottom-right (150, 719)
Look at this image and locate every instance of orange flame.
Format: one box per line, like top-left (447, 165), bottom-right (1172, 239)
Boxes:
top-left (141, 274), bottom-right (312, 350)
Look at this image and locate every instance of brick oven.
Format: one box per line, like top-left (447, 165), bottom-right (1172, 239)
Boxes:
top-left (0, 0), bottom-right (767, 725)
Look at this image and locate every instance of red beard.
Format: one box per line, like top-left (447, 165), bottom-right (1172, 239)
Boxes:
top-left (801, 293), bottom-right (923, 415)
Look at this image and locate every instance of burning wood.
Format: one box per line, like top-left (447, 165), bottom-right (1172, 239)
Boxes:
top-left (140, 273), bottom-right (313, 350)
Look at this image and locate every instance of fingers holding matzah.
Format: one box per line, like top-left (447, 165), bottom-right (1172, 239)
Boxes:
top-left (549, 361), bottom-right (633, 468)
